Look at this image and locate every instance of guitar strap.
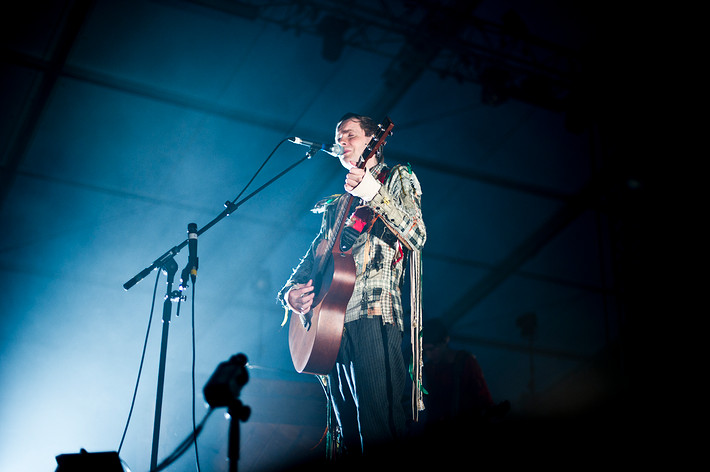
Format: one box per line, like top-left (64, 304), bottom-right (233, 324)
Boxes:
top-left (338, 167), bottom-right (391, 252)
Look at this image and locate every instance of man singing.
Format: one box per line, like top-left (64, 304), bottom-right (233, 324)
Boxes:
top-left (278, 113), bottom-right (426, 456)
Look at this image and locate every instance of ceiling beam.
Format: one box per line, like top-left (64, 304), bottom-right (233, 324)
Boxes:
top-left (0, 0), bottom-right (96, 211)
top-left (184, 0), bottom-right (579, 112)
top-left (440, 175), bottom-right (601, 328)
top-left (363, 0), bottom-right (484, 119)
top-left (2, 50), bottom-right (574, 205)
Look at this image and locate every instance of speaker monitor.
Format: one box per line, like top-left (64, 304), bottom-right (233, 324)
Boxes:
top-left (55, 449), bottom-right (124, 472)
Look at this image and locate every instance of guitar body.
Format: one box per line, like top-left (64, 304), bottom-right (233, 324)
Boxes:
top-left (289, 240), bottom-right (356, 374)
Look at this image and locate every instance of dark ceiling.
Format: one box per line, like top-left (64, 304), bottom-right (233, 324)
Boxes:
top-left (1, 0), bottom-right (652, 470)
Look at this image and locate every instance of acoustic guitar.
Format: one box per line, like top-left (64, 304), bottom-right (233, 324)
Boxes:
top-left (289, 118), bottom-right (395, 374)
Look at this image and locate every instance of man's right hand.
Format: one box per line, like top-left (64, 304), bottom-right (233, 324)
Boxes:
top-left (287, 280), bottom-right (315, 314)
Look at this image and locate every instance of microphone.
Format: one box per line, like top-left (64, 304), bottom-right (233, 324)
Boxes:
top-left (288, 137), bottom-right (343, 157)
top-left (179, 223), bottom-right (198, 291)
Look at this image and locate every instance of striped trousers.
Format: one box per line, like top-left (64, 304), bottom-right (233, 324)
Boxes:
top-left (328, 317), bottom-right (407, 456)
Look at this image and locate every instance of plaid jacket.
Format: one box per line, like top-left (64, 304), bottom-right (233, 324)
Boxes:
top-left (278, 162), bottom-right (426, 330)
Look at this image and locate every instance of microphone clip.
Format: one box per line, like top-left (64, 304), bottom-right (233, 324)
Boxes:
top-left (169, 291), bottom-right (187, 303)
top-left (179, 267), bottom-right (191, 292)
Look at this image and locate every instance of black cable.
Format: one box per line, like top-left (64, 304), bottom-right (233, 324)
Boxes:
top-left (190, 281), bottom-right (202, 472)
top-left (118, 269), bottom-right (162, 455)
top-left (228, 137), bottom-right (290, 207)
top-left (151, 408), bottom-right (215, 472)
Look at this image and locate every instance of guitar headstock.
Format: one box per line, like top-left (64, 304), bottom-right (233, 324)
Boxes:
top-left (358, 117), bottom-right (395, 168)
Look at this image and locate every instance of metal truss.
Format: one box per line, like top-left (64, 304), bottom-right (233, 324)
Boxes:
top-left (187, 0), bottom-right (581, 111)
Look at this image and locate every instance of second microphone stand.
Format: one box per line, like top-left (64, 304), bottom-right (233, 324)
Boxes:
top-left (150, 255), bottom-right (178, 471)
top-left (124, 145), bottom-right (321, 471)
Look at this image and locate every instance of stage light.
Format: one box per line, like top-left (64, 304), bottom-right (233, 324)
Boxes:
top-left (204, 353), bottom-right (251, 471)
top-left (203, 353), bottom-right (249, 408)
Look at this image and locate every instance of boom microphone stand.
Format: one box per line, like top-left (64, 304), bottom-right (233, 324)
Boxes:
top-left (150, 255), bottom-right (178, 471)
top-left (122, 143), bottom-right (321, 471)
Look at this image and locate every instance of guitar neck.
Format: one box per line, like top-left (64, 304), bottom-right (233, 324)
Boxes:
top-left (324, 193), bottom-right (354, 255)
top-left (324, 117), bottom-right (395, 259)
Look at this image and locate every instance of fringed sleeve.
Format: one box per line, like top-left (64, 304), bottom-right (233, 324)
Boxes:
top-left (410, 248), bottom-right (425, 419)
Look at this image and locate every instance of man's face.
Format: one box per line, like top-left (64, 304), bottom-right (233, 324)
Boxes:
top-left (335, 118), bottom-right (376, 170)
